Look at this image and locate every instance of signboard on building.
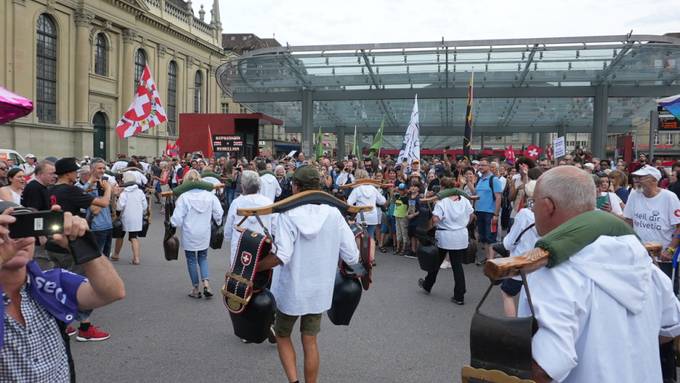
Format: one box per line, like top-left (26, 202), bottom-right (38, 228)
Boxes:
top-left (659, 109), bottom-right (680, 131)
top-left (212, 135), bottom-right (244, 156)
top-left (554, 136), bottom-right (566, 158)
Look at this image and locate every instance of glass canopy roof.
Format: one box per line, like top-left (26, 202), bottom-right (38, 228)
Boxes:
top-left (216, 34), bottom-right (680, 148)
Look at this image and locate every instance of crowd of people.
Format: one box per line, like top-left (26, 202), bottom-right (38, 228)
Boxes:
top-left (2, 146), bottom-right (680, 382)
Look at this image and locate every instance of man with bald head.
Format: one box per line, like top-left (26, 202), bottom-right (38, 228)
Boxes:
top-left (518, 166), bottom-right (680, 383)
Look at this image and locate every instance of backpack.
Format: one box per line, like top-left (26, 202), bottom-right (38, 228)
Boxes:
top-left (475, 175), bottom-right (496, 202)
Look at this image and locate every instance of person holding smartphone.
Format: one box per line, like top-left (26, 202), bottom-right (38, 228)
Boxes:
top-left (596, 175), bottom-right (624, 217)
top-left (0, 203), bottom-right (125, 381)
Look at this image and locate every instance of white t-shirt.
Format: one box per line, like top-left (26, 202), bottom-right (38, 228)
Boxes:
top-left (433, 197), bottom-right (473, 250)
top-left (597, 191), bottom-right (624, 216)
top-left (623, 189), bottom-right (680, 248)
top-left (502, 208), bottom-right (539, 281)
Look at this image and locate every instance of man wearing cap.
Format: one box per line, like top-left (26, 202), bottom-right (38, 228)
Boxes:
top-left (624, 165), bottom-right (680, 275)
top-left (257, 166), bottom-right (360, 383)
top-left (47, 157), bottom-right (114, 342)
top-left (623, 164), bottom-right (680, 381)
top-left (20, 154), bottom-right (37, 178)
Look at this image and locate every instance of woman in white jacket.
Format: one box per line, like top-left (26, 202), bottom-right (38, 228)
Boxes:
top-left (171, 170), bottom-right (224, 299)
top-left (114, 172), bottom-right (148, 265)
top-left (347, 169), bottom-right (386, 264)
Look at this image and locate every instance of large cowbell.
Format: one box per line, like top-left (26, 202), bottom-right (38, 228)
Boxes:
top-left (327, 271), bottom-right (362, 325)
top-left (469, 280), bottom-right (537, 379)
top-left (228, 289), bottom-right (277, 343)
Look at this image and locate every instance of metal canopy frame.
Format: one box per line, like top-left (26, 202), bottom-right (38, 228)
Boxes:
top-left (216, 34), bottom-right (680, 157)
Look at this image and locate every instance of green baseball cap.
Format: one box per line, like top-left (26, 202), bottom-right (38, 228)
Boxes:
top-left (293, 165), bottom-right (320, 189)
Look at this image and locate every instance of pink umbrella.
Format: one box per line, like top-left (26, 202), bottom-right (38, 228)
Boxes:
top-left (0, 86), bottom-right (33, 124)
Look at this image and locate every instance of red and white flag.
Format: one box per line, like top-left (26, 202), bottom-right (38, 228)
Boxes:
top-left (504, 145), bottom-right (516, 164)
top-left (116, 65), bottom-right (166, 139)
top-left (524, 144), bottom-right (542, 160)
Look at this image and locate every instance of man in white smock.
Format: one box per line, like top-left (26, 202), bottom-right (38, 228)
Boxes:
top-left (517, 166), bottom-right (680, 383)
top-left (256, 160), bottom-right (282, 202)
top-left (224, 170), bottom-right (273, 265)
top-left (257, 166), bottom-right (359, 383)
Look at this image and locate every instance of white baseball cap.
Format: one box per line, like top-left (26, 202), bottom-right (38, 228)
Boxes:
top-left (25, 153), bottom-right (36, 159)
top-left (632, 165), bottom-right (661, 181)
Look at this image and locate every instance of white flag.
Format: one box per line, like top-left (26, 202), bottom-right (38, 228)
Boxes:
top-left (397, 94), bottom-right (420, 165)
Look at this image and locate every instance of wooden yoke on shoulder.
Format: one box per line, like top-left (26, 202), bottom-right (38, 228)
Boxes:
top-left (237, 190), bottom-right (372, 216)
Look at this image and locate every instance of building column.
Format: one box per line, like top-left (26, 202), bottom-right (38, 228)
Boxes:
top-left (336, 126), bottom-right (346, 160)
top-left (539, 133), bottom-right (549, 149)
top-left (118, 28), bottom-right (137, 156)
top-left (592, 85), bottom-right (608, 158)
top-left (73, 9), bottom-right (94, 157)
top-left (301, 89), bottom-right (314, 157)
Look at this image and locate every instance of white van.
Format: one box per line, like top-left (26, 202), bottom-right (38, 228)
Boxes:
top-left (0, 150), bottom-right (26, 166)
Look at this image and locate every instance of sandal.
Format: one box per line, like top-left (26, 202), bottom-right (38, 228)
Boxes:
top-left (188, 291), bottom-right (202, 299)
top-left (110, 255), bottom-right (120, 262)
top-left (203, 287), bottom-right (213, 298)
top-left (379, 246), bottom-right (387, 253)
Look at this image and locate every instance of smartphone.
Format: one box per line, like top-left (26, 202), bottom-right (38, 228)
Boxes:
top-left (9, 210), bottom-right (64, 239)
top-left (596, 194), bottom-right (610, 210)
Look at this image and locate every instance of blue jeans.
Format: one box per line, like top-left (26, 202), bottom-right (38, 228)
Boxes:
top-left (366, 225), bottom-right (377, 238)
top-left (92, 229), bottom-right (112, 258)
top-left (475, 211), bottom-right (496, 244)
top-left (185, 249), bottom-right (209, 287)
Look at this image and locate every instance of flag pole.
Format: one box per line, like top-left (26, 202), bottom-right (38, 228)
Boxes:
top-left (463, 71), bottom-right (474, 162)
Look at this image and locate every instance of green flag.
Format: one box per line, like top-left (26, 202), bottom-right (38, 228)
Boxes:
top-left (351, 125), bottom-right (358, 157)
top-left (369, 117), bottom-right (385, 156)
top-left (315, 126), bottom-right (323, 160)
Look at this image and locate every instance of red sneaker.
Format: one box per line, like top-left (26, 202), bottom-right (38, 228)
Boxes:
top-left (76, 325), bottom-right (110, 342)
top-left (65, 325), bottom-right (77, 337)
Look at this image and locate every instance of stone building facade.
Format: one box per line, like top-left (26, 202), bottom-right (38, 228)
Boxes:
top-left (0, 0), bottom-right (224, 159)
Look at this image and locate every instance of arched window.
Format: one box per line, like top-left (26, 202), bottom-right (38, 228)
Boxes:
top-left (134, 48), bottom-right (146, 85)
top-left (36, 14), bottom-right (57, 123)
top-left (94, 33), bottom-right (107, 76)
top-left (194, 70), bottom-right (202, 113)
top-left (167, 61), bottom-right (177, 136)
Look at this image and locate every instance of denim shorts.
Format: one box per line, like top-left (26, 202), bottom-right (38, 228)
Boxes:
top-left (365, 225), bottom-right (377, 237)
top-left (381, 215), bottom-right (396, 234)
top-left (475, 211), bottom-right (495, 244)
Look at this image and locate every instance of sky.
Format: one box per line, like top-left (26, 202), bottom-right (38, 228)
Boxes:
top-left (192, 0), bottom-right (676, 46)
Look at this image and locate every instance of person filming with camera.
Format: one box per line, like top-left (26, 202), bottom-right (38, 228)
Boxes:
top-left (0, 202), bottom-right (125, 382)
